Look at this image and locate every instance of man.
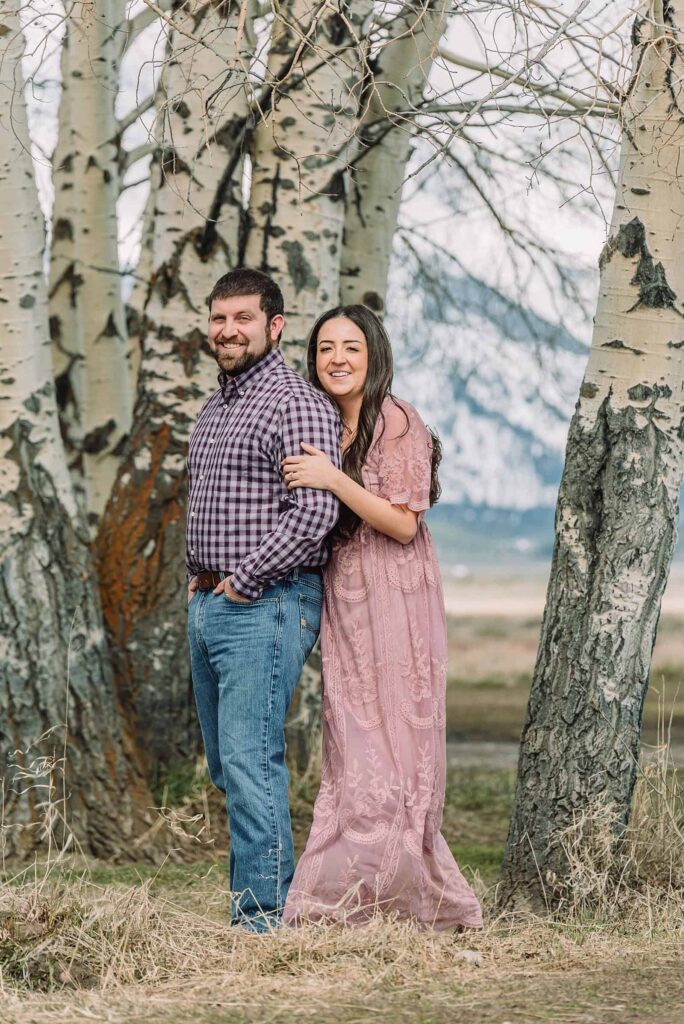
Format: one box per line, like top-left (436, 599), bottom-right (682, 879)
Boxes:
top-left (186, 268), bottom-right (340, 931)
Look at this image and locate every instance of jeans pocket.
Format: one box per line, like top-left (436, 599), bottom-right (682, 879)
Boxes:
top-left (299, 594), bottom-right (321, 660)
top-left (223, 592), bottom-right (253, 606)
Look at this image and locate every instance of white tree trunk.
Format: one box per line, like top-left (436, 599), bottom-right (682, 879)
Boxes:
top-left (500, 1), bottom-right (684, 907)
top-left (97, 1), bottom-right (251, 771)
top-left (0, 2), bottom-right (150, 856)
top-left (339, 1), bottom-right (449, 312)
top-left (49, 0), bottom-right (132, 529)
top-left (244, 0), bottom-right (374, 365)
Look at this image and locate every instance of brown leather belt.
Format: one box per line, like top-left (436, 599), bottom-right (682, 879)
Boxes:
top-left (195, 570), bottom-right (225, 591)
top-left (195, 568), bottom-right (322, 591)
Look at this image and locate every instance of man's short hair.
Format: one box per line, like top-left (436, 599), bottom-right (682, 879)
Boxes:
top-left (207, 268), bottom-right (285, 326)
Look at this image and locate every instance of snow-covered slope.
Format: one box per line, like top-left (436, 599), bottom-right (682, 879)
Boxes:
top-left (388, 273), bottom-right (589, 509)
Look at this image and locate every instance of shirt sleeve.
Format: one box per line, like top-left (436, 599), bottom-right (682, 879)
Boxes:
top-left (375, 402), bottom-right (432, 515)
top-left (230, 391), bottom-right (341, 599)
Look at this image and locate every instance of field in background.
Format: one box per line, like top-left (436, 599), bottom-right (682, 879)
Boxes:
top-left (443, 567), bottom-right (684, 767)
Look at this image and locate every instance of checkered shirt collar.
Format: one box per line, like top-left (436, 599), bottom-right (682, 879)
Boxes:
top-left (217, 347), bottom-right (284, 399)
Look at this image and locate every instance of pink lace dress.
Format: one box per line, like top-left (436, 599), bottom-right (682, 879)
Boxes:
top-left (284, 398), bottom-right (482, 930)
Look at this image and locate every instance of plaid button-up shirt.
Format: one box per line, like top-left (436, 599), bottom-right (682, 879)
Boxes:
top-left (186, 348), bottom-right (341, 599)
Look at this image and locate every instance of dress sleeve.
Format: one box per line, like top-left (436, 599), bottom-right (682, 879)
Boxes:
top-left (375, 402), bottom-right (432, 513)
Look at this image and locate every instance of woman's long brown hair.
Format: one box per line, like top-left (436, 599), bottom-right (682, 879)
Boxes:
top-left (306, 305), bottom-right (441, 538)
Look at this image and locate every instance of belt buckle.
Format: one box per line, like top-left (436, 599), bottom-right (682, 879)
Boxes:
top-left (197, 570), bottom-right (216, 591)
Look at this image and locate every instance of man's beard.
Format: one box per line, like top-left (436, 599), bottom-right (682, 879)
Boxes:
top-left (214, 332), bottom-right (271, 377)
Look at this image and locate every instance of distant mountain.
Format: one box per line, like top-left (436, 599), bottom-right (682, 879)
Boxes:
top-left (389, 271), bottom-right (588, 509)
top-left (425, 503), bottom-right (556, 568)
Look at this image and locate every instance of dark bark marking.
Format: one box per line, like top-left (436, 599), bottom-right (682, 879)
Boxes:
top-left (199, 118), bottom-right (249, 260)
top-left (599, 217), bottom-right (680, 313)
top-left (628, 382), bottom-right (672, 401)
top-left (171, 99), bottom-right (190, 119)
top-left (631, 258), bottom-right (678, 311)
top-left (281, 240), bottom-right (320, 293)
top-left (631, 13), bottom-right (646, 46)
top-left (53, 217), bottom-right (73, 242)
top-left (602, 338), bottom-right (645, 354)
top-left (177, 327), bottom-right (208, 376)
top-left (82, 418), bottom-right (116, 454)
top-left (160, 147), bottom-right (194, 179)
top-left (362, 291), bottom-right (383, 312)
top-left (100, 312), bottom-right (123, 339)
top-left (580, 381), bottom-right (599, 398)
top-left (149, 227), bottom-right (230, 311)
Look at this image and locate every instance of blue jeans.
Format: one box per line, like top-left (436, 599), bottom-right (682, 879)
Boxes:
top-left (187, 569), bottom-right (322, 931)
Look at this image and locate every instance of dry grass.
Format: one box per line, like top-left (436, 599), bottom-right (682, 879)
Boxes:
top-left (1, 755), bottom-right (683, 1024)
top-left (0, 868), bottom-right (682, 1023)
top-left (2, 602), bottom-right (683, 1022)
top-left (544, 752), bottom-right (684, 926)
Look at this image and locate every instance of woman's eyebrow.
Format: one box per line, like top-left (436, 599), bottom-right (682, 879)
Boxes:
top-left (317, 338), bottom-right (363, 345)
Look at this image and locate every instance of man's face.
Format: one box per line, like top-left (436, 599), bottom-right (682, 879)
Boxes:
top-left (208, 294), bottom-right (284, 377)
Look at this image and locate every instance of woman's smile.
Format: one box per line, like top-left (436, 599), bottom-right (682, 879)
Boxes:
top-left (316, 317), bottom-right (369, 401)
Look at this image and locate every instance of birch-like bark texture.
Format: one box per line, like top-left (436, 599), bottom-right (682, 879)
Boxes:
top-left (499, 2), bottom-right (684, 908)
top-left (96, 1), bottom-right (251, 772)
top-left (244, 0), bottom-right (374, 367)
top-left (49, 0), bottom-right (131, 529)
top-left (340, 1), bottom-right (448, 311)
top-left (0, 3), bottom-right (150, 856)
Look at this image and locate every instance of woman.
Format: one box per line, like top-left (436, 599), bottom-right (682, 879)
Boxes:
top-left (281, 306), bottom-right (482, 931)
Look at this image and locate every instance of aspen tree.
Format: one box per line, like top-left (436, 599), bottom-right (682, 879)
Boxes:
top-left (340, 0), bottom-right (448, 312)
top-left (500, 1), bottom-right (684, 908)
top-left (96, 0), bottom-right (252, 770)
top-left (49, 0), bottom-right (131, 527)
top-left (0, 1), bottom-right (150, 855)
top-left (244, 0), bottom-right (375, 366)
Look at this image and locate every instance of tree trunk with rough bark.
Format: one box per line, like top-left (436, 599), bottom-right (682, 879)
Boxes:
top-left (499, 2), bottom-right (684, 909)
top-left (244, 0), bottom-right (374, 366)
top-left (49, 0), bottom-right (132, 530)
top-left (96, 1), bottom-right (251, 774)
top-left (340, 0), bottom-right (448, 312)
top-left (243, 0), bottom-right (374, 768)
top-left (0, 3), bottom-right (151, 857)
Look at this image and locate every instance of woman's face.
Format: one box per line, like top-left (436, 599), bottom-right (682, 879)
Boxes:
top-left (315, 317), bottom-right (369, 402)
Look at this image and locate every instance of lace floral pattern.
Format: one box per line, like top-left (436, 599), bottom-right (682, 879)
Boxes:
top-left (283, 398), bottom-right (483, 931)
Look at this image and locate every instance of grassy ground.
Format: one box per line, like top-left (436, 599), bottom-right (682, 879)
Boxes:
top-left (2, 603), bottom-right (684, 1023)
top-left (2, 757), bottom-right (683, 1024)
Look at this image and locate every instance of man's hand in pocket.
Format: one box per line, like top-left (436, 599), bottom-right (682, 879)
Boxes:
top-left (212, 577), bottom-right (251, 602)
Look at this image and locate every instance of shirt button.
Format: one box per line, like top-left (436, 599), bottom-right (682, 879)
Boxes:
top-left (199, 474), bottom-right (204, 480)
top-left (209, 437), bottom-right (214, 443)
top-left (190, 549), bottom-right (195, 555)
top-left (191, 512), bottom-right (196, 517)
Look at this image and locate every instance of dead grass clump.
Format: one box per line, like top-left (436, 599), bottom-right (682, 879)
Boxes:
top-left (0, 875), bottom-right (220, 990)
top-left (549, 751), bottom-right (684, 927)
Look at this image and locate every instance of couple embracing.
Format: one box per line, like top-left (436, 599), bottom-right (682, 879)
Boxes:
top-left (186, 268), bottom-right (482, 933)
